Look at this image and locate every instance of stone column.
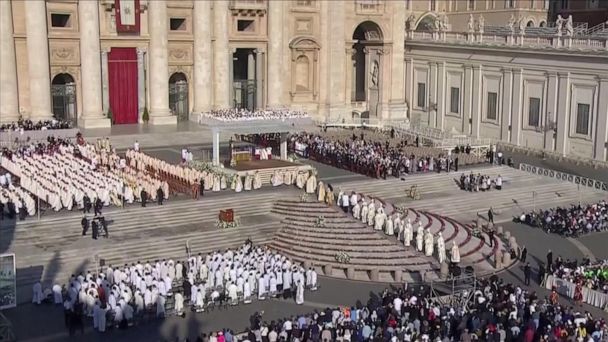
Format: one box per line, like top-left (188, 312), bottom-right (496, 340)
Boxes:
top-left (436, 61), bottom-right (446, 130)
top-left (389, 0), bottom-right (407, 119)
top-left (25, 0), bottom-right (53, 120)
top-left (429, 62), bottom-right (438, 127)
top-left (0, 0), bottom-right (19, 123)
top-left (193, 0), bottom-right (212, 114)
top-left (267, 0), bottom-right (284, 107)
top-left (247, 51), bottom-right (255, 108)
top-left (544, 72), bottom-right (559, 151)
top-left (212, 129), bottom-right (220, 166)
top-left (147, 0), bottom-right (175, 125)
top-left (101, 49), bottom-right (110, 114)
top-left (255, 49), bottom-right (264, 109)
top-left (327, 0), bottom-right (345, 118)
top-left (500, 68), bottom-right (513, 141)
top-left (229, 48), bottom-right (235, 108)
top-left (471, 65), bottom-right (482, 137)
top-left (214, 0), bottom-right (230, 108)
top-left (345, 47), bottom-right (354, 105)
top-left (594, 76), bottom-right (608, 161)
top-left (463, 65), bottom-right (473, 134)
top-left (79, 0), bottom-right (110, 128)
top-left (137, 48), bottom-right (146, 122)
top-left (280, 132), bottom-right (288, 160)
top-left (510, 68), bottom-right (524, 145)
top-left (404, 57), bottom-right (413, 119)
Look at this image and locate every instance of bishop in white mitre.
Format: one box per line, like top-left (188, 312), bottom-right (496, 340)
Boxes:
top-left (352, 201), bottom-right (361, 220)
top-left (451, 241), bottom-right (461, 264)
top-left (437, 232), bottom-right (446, 264)
top-left (361, 199), bottom-right (369, 224)
top-left (367, 200), bottom-right (376, 227)
top-left (424, 229), bottom-right (434, 257)
top-left (385, 214), bottom-right (394, 236)
top-left (403, 218), bottom-right (413, 247)
top-left (416, 223), bottom-right (424, 252)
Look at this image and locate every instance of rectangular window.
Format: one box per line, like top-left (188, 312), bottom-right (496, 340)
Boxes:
top-left (51, 13), bottom-right (71, 28)
top-left (417, 83), bottom-right (426, 108)
top-left (486, 92), bottom-right (498, 120)
top-left (530, 0), bottom-right (534, 8)
top-left (576, 103), bottom-right (590, 135)
top-left (170, 18), bottom-right (187, 31)
top-left (237, 19), bottom-right (255, 32)
top-left (560, 0), bottom-right (568, 9)
top-left (450, 87), bottom-right (460, 114)
top-left (588, 0), bottom-right (599, 9)
top-left (506, 0), bottom-right (516, 8)
top-left (296, 0), bottom-right (313, 6)
top-left (528, 97), bottom-right (541, 127)
top-left (468, 0), bottom-right (475, 10)
top-left (430, 0), bottom-right (437, 11)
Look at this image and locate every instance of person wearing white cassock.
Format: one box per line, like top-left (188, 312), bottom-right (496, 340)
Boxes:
top-left (437, 232), bottom-right (446, 263)
top-left (243, 280), bottom-right (252, 304)
top-left (244, 173), bottom-right (253, 191)
top-left (305, 172), bottom-right (317, 194)
top-left (52, 284), bottom-right (63, 304)
top-left (424, 229), bottom-right (434, 257)
top-left (213, 175), bottom-right (221, 192)
top-left (403, 219), bottom-right (412, 247)
top-left (451, 241), bottom-right (461, 264)
top-left (374, 208), bottom-right (385, 231)
top-left (96, 302), bottom-right (108, 332)
top-left (416, 224), bottom-right (424, 252)
top-left (385, 215), bottom-right (394, 236)
top-left (310, 268), bottom-right (318, 290)
top-left (253, 172), bottom-right (262, 190)
top-left (295, 280), bottom-right (304, 305)
top-left (195, 288), bottom-right (205, 310)
top-left (257, 275), bottom-right (266, 299)
top-left (228, 282), bottom-right (238, 305)
top-left (361, 200), bottom-right (369, 224)
top-left (367, 201), bottom-right (376, 227)
top-left (317, 182), bottom-right (325, 202)
top-left (156, 294), bottom-right (166, 317)
top-left (352, 201), bottom-right (361, 219)
top-left (174, 292), bottom-right (184, 315)
top-left (32, 282), bottom-right (43, 304)
top-left (235, 176), bottom-right (243, 193)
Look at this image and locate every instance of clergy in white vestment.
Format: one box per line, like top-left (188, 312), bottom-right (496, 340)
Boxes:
top-left (416, 224), bottom-right (424, 252)
top-left (253, 172), bottom-right (262, 190)
top-left (235, 176), bottom-right (243, 193)
top-left (305, 172), bottom-right (317, 194)
top-left (385, 215), bottom-right (394, 236)
top-left (213, 175), bottom-right (221, 192)
top-left (295, 280), bottom-right (304, 305)
top-left (403, 219), bottom-right (413, 247)
top-left (451, 241), bottom-right (461, 264)
top-left (228, 282), bottom-right (238, 305)
top-left (230, 175), bottom-right (237, 190)
top-left (52, 284), bottom-right (63, 304)
top-left (243, 280), bottom-right (252, 304)
top-left (424, 229), bottom-right (434, 257)
top-left (437, 232), bottom-right (446, 263)
top-left (295, 172), bottom-right (305, 189)
top-left (244, 173), bottom-right (253, 191)
top-left (374, 209), bottom-right (385, 231)
top-left (361, 200), bottom-right (369, 224)
top-left (271, 171), bottom-right (282, 187)
top-left (367, 201), bottom-right (376, 227)
top-left (32, 282), bottom-right (43, 304)
top-left (352, 201), bottom-right (361, 219)
top-left (221, 175), bottom-right (227, 189)
top-left (317, 181), bottom-right (325, 202)
top-left (156, 294), bottom-right (166, 317)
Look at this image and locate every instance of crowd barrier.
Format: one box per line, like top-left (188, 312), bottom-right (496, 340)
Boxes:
top-left (545, 275), bottom-right (608, 309)
top-left (0, 129), bottom-right (79, 147)
top-left (519, 163), bottom-right (608, 192)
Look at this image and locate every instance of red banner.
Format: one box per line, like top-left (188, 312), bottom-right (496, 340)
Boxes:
top-left (108, 48), bottom-right (139, 124)
top-left (114, 0), bottom-right (140, 34)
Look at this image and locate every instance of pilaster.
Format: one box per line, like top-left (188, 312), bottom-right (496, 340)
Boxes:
top-left (267, 0), bottom-right (284, 106)
top-left (137, 48), bottom-right (146, 122)
top-left (429, 62), bottom-right (438, 127)
top-left (500, 68), bottom-right (513, 141)
top-left (594, 76), bottom-right (608, 161)
top-left (25, 0), bottom-right (53, 120)
top-left (544, 72), bottom-right (559, 151)
top-left (148, 0), bottom-right (175, 124)
top-left (213, 0), bottom-right (230, 108)
top-left (0, 0), bottom-right (19, 123)
top-left (436, 61), bottom-right (446, 130)
top-left (193, 0), bottom-right (212, 114)
top-left (555, 72), bottom-right (570, 155)
top-left (463, 65), bottom-right (473, 134)
top-left (471, 65), bottom-right (482, 137)
top-left (510, 69), bottom-right (524, 145)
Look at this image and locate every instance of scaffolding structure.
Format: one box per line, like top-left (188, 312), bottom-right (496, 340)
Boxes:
top-left (429, 272), bottom-right (477, 312)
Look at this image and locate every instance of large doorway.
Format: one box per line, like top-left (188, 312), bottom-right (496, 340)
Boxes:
top-left (351, 21), bottom-right (383, 117)
top-left (51, 73), bottom-right (77, 125)
top-left (169, 72), bottom-right (189, 121)
top-left (108, 48), bottom-right (138, 124)
top-left (232, 48), bottom-right (258, 110)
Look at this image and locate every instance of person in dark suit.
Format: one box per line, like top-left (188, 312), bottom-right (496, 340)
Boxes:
top-left (199, 179), bottom-right (205, 198)
top-left (157, 187), bottom-right (164, 205)
top-left (523, 262), bottom-right (531, 286)
top-left (94, 198), bottom-right (103, 216)
top-left (83, 195), bottom-right (91, 214)
top-left (81, 216), bottom-right (89, 236)
top-left (91, 220), bottom-right (99, 240)
top-left (488, 207), bottom-right (495, 224)
top-left (520, 246), bottom-right (528, 262)
top-left (140, 189), bottom-right (147, 207)
top-left (546, 249), bottom-right (553, 267)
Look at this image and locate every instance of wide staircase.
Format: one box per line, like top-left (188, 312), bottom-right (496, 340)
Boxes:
top-left (235, 164), bottom-right (312, 186)
top-left (270, 200), bottom-right (440, 283)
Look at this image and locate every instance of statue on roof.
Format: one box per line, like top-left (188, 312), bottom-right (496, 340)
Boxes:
top-left (477, 15), bottom-right (485, 34)
top-left (467, 14), bottom-right (475, 33)
top-left (555, 14), bottom-right (565, 35)
top-left (507, 15), bottom-right (516, 34)
top-left (565, 15), bottom-right (574, 36)
top-left (406, 14), bottom-right (417, 31)
top-left (439, 11), bottom-right (449, 32)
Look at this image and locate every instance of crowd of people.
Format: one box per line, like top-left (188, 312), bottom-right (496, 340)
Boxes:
top-left (458, 173), bottom-right (504, 192)
top-left (516, 200), bottom-right (608, 237)
top-left (289, 130), bottom-right (485, 180)
top-left (550, 258), bottom-right (608, 294)
top-left (0, 119), bottom-right (73, 132)
top-left (36, 241), bottom-right (318, 335)
top-left (199, 109), bottom-right (309, 122)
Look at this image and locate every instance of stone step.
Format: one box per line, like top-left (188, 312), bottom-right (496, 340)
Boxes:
top-left (272, 234), bottom-right (418, 255)
top-left (280, 223), bottom-right (387, 238)
top-left (273, 230), bottom-right (397, 248)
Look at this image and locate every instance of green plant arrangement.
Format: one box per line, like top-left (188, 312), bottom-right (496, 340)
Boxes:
top-left (215, 217), bottom-right (241, 229)
top-left (299, 193), bottom-right (309, 203)
top-left (142, 107), bottom-right (149, 123)
top-left (335, 251), bottom-right (351, 264)
top-left (314, 215), bottom-right (326, 228)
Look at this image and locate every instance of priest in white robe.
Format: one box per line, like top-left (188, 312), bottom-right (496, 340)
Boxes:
top-left (352, 201), bottom-right (361, 220)
top-left (174, 292), bottom-right (184, 315)
top-left (244, 173), bottom-right (253, 191)
top-left (361, 200), bottom-right (369, 224)
top-left (295, 280), bottom-right (304, 305)
top-left (367, 201), bottom-right (376, 227)
top-left (32, 282), bottom-right (43, 304)
top-left (403, 219), bottom-right (412, 247)
top-left (317, 181), bottom-right (325, 202)
top-left (253, 172), bottom-right (262, 190)
top-left (437, 232), bottom-right (446, 264)
top-left (235, 176), bottom-right (243, 193)
top-left (424, 229), bottom-right (434, 257)
top-left (451, 242), bottom-right (461, 264)
top-left (385, 215), bottom-right (394, 236)
top-left (374, 209), bottom-right (385, 231)
top-left (416, 223), bottom-right (424, 252)
top-left (305, 172), bottom-right (317, 194)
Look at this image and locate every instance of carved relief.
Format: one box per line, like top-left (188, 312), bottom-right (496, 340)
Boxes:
top-left (295, 18), bottom-right (312, 34)
top-left (49, 42), bottom-right (80, 65)
top-left (168, 44), bottom-right (193, 64)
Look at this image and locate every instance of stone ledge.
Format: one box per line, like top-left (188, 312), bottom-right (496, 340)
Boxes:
top-left (79, 117), bottom-right (111, 129)
top-left (149, 115), bottom-right (178, 126)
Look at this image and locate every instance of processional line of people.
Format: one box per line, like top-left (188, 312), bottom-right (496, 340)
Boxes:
top-left (316, 182), bottom-right (461, 266)
top-left (35, 242), bottom-right (319, 333)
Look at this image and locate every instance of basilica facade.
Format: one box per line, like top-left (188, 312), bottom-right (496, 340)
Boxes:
top-left (0, 0), bottom-right (607, 160)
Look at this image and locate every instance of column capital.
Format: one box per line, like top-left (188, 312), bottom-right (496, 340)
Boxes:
top-left (501, 67), bottom-right (513, 74)
top-left (472, 64), bottom-right (482, 70)
top-left (545, 71), bottom-right (558, 77)
top-left (513, 68), bottom-right (523, 75)
top-left (254, 48), bottom-right (265, 55)
top-left (136, 47), bottom-right (147, 55)
top-left (558, 72), bottom-right (570, 78)
top-left (596, 75), bottom-right (608, 82)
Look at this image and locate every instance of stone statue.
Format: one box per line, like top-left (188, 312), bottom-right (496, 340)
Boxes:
top-left (433, 16), bottom-right (441, 32)
top-left (565, 15), bottom-right (574, 37)
top-left (477, 15), bottom-right (485, 34)
top-left (406, 14), bottom-right (417, 31)
top-left (439, 11), bottom-right (449, 32)
top-left (518, 16), bottom-right (526, 33)
top-left (371, 60), bottom-right (379, 87)
top-left (467, 14), bottom-right (475, 33)
top-left (507, 14), bottom-right (516, 34)
top-left (555, 14), bottom-right (565, 35)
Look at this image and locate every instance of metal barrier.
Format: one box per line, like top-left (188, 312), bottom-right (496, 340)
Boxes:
top-left (519, 163), bottom-right (608, 192)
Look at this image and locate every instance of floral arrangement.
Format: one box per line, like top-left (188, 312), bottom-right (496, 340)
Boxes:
top-left (314, 215), bottom-right (326, 228)
top-left (188, 160), bottom-right (231, 181)
top-left (216, 217), bottom-right (241, 229)
top-left (299, 193), bottom-right (309, 203)
top-left (335, 251), bottom-right (351, 264)
top-left (288, 153), bottom-right (299, 162)
top-left (471, 226), bottom-right (482, 238)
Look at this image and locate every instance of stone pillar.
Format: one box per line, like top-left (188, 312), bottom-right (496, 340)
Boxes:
top-left (0, 0), bottom-right (19, 123)
top-left (510, 68), bottom-right (524, 145)
top-left (345, 47), bottom-right (354, 106)
top-left (436, 62), bottom-right (446, 130)
top-left (326, 0), bottom-right (345, 118)
top-left (101, 49), bottom-right (110, 114)
top-left (463, 65), bottom-right (473, 134)
top-left (212, 129), bottom-right (220, 166)
top-left (267, 0), bottom-right (284, 107)
top-left (404, 58), bottom-right (413, 119)
top-left (388, 0), bottom-right (407, 119)
top-left (429, 62), bottom-right (438, 127)
top-left (148, 0), bottom-right (176, 125)
top-left (247, 51), bottom-right (256, 108)
top-left (545, 72), bottom-right (559, 151)
top-left (500, 68), bottom-right (513, 141)
top-left (229, 48), bottom-right (235, 108)
top-left (214, 0), bottom-right (230, 108)
top-left (255, 50), bottom-right (264, 109)
top-left (280, 132), bottom-right (288, 160)
top-left (79, 0), bottom-right (110, 128)
top-left (193, 0), bottom-right (212, 114)
top-left (471, 65), bottom-right (482, 137)
top-left (594, 76), bottom-right (608, 161)
top-left (137, 48), bottom-right (146, 122)
top-left (555, 73), bottom-right (570, 156)
top-left (25, 0), bottom-right (53, 120)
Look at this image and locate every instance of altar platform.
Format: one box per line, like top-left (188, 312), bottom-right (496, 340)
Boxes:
top-left (231, 159), bottom-right (300, 171)
top-left (217, 158), bottom-right (313, 186)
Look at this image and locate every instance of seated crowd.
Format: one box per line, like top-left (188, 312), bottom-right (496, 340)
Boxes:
top-left (289, 130), bottom-right (486, 179)
top-left (35, 242), bottom-right (318, 335)
top-left (200, 109), bottom-right (309, 122)
top-left (550, 257), bottom-right (608, 294)
top-left (173, 276), bottom-right (605, 341)
top-left (0, 118), bottom-right (73, 132)
top-left (458, 172), bottom-right (504, 192)
top-left (516, 200), bottom-right (608, 236)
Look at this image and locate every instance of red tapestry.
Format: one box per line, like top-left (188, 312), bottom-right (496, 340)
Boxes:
top-left (108, 48), bottom-right (138, 125)
top-left (114, 0), bottom-right (140, 34)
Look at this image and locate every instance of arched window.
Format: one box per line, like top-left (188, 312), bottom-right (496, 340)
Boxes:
top-left (169, 72), bottom-right (189, 121)
top-left (51, 73), bottom-right (77, 124)
top-left (527, 20), bottom-right (535, 27)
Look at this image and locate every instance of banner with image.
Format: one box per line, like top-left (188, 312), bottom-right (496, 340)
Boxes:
top-left (114, 0), bottom-right (140, 34)
top-left (0, 254), bottom-right (16, 309)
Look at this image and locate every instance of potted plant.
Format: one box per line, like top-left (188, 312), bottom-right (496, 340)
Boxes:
top-left (107, 108), bottom-right (113, 123)
top-left (142, 107), bottom-right (149, 124)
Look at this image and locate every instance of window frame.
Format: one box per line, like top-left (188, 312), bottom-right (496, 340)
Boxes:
top-left (417, 82), bottom-right (427, 109)
top-left (486, 91), bottom-right (498, 120)
top-left (527, 97), bottom-right (541, 128)
top-left (169, 17), bottom-right (187, 32)
top-left (50, 13), bottom-right (72, 29)
top-left (574, 103), bottom-right (591, 136)
top-left (450, 87), bottom-right (460, 114)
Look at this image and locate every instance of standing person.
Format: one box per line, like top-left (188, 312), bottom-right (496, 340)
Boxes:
top-left (520, 245), bottom-right (528, 262)
top-left (454, 157), bottom-right (459, 172)
top-left (134, 140), bottom-right (140, 152)
top-left (83, 194), bottom-right (91, 214)
top-left (199, 178), bottom-right (205, 198)
top-left (94, 198), bottom-right (103, 216)
top-left (92, 219), bottom-right (99, 240)
top-left (488, 229), bottom-right (495, 247)
top-left (81, 216), bottom-right (89, 236)
top-left (523, 262), bottom-right (531, 286)
top-left (487, 207), bottom-right (495, 224)
top-left (140, 189), bottom-right (148, 207)
top-left (157, 186), bottom-right (164, 205)
top-left (546, 249), bottom-right (553, 268)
